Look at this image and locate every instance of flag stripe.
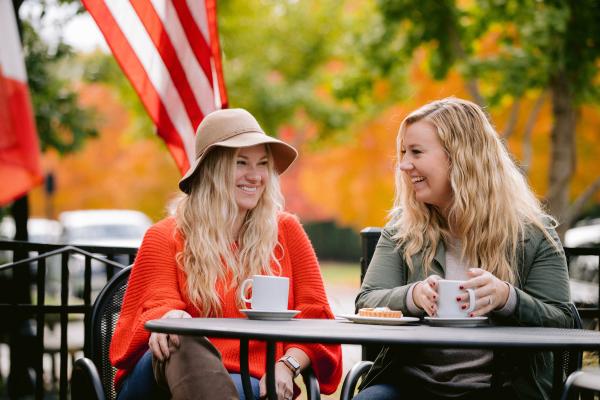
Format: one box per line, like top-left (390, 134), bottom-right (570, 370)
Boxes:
top-left (103, 0), bottom-right (196, 163)
top-left (0, 2), bottom-right (26, 81)
top-left (0, 1), bottom-right (42, 205)
top-left (130, 0), bottom-right (204, 128)
top-left (206, 0), bottom-right (228, 108)
top-left (83, 0), bottom-right (192, 171)
top-left (82, 0), bottom-right (227, 175)
top-left (186, 0), bottom-right (210, 44)
top-left (171, 0), bottom-right (215, 85)
top-left (147, 0), bottom-right (216, 119)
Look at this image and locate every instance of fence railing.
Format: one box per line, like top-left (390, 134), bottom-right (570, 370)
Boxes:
top-left (0, 240), bottom-right (138, 400)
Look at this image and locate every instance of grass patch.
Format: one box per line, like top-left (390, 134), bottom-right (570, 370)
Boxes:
top-left (320, 261), bottom-right (361, 287)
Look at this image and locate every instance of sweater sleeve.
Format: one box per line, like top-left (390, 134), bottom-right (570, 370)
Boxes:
top-left (279, 213), bottom-right (342, 395)
top-left (497, 225), bottom-right (574, 328)
top-left (110, 219), bottom-right (187, 371)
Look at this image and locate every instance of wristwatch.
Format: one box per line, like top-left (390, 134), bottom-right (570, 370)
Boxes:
top-left (278, 355), bottom-right (301, 377)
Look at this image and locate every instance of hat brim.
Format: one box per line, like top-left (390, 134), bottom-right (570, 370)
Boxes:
top-left (179, 132), bottom-right (298, 194)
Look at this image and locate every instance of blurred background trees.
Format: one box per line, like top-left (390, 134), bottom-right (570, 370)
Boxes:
top-left (336, 0), bottom-right (600, 236)
top-left (13, 0), bottom-right (600, 247)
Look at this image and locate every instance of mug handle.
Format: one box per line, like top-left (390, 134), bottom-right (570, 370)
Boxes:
top-left (240, 278), bottom-right (253, 304)
top-left (466, 288), bottom-right (476, 313)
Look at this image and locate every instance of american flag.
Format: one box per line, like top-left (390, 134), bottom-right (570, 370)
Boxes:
top-left (82, 0), bottom-right (228, 175)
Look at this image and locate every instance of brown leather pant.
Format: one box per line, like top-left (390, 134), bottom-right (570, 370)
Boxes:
top-left (152, 335), bottom-right (240, 400)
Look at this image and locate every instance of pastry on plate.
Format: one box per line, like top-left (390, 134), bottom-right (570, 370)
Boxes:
top-left (358, 307), bottom-right (403, 318)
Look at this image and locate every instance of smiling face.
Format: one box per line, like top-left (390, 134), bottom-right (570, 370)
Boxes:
top-left (234, 144), bottom-right (269, 215)
top-left (399, 120), bottom-right (453, 212)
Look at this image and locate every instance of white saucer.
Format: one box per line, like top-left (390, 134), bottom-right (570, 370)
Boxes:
top-left (240, 309), bottom-right (300, 321)
top-left (337, 314), bottom-right (420, 326)
top-left (424, 316), bottom-right (488, 327)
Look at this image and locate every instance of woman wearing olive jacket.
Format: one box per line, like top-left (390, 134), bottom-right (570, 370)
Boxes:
top-left (354, 98), bottom-right (574, 400)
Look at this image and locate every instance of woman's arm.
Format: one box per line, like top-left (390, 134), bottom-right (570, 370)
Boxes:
top-left (279, 213), bottom-right (342, 395)
top-left (355, 227), bottom-right (415, 313)
top-left (498, 226), bottom-right (574, 328)
top-left (110, 219), bottom-right (188, 369)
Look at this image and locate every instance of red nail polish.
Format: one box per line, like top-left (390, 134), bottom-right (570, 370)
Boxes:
top-left (456, 297), bottom-right (461, 301)
top-left (469, 313), bottom-right (474, 317)
top-left (461, 304), bottom-right (467, 310)
top-left (459, 285), bottom-right (464, 290)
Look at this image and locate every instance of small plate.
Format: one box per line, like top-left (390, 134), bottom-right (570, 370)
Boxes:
top-left (424, 316), bottom-right (489, 327)
top-left (239, 309), bottom-right (300, 321)
top-left (337, 314), bottom-right (420, 326)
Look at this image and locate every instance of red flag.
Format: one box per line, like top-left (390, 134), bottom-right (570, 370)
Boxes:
top-left (0, 1), bottom-right (42, 206)
top-left (82, 0), bottom-right (228, 175)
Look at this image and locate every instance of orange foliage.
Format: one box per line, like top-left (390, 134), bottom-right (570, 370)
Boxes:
top-left (295, 52), bottom-right (599, 230)
top-left (29, 83), bottom-right (180, 222)
top-left (28, 54), bottom-right (600, 230)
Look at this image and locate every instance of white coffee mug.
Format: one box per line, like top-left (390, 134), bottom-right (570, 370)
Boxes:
top-left (240, 275), bottom-right (289, 311)
top-left (437, 279), bottom-right (476, 318)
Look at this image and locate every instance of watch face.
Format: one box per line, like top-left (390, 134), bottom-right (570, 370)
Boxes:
top-left (286, 356), bottom-right (300, 369)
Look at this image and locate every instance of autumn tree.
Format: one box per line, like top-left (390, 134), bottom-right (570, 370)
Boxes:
top-left (338, 0), bottom-right (600, 235)
top-left (217, 0), bottom-right (364, 136)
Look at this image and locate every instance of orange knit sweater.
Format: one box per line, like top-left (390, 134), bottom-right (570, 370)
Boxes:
top-left (110, 212), bottom-right (342, 395)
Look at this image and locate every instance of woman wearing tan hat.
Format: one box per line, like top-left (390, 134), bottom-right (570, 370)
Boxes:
top-left (110, 109), bottom-right (342, 400)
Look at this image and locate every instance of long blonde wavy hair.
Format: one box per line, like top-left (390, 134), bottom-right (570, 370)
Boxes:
top-left (389, 97), bottom-right (558, 284)
top-left (174, 146), bottom-right (284, 316)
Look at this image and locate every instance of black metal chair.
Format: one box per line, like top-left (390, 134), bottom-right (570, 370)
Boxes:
top-left (71, 265), bottom-right (321, 400)
top-left (561, 368), bottom-right (600, 400)
top-left (340, 227), bottom-right (585, 400)
top-left (71, 265), bottom-right (131, 400)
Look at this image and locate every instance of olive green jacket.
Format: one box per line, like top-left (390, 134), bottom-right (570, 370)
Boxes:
top-left (356, 223), bottom-right (574, 399)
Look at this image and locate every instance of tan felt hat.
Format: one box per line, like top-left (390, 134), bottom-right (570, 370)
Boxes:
top-left (179, 108), bottom-right (298, 193)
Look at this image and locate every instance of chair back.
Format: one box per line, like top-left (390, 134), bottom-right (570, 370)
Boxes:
top-left (561, 303), bottom-right (583, 378)
top-left (86, 265), bottom-right (132, 400)
top-left (561, 369), bottom-right (600, 400)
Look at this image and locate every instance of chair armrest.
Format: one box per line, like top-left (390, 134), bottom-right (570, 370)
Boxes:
top-left (71, 357), bottom-right (105, 400)
top-left (339, 361), bottom-right (374, 400)
top-left (301, 366), bottom-right (321, 400)
top-left (561, 369), bottom-right (600, 400)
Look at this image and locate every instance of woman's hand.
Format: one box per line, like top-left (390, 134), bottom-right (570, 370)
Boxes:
top-left (259, 362), bottom-right (294, 400)
top-left (413, 275), bottom-right (442, 317)
top-left (148, 309), bottom-right (192, 361)
top-left (460, 268), bottom-right (510, 316)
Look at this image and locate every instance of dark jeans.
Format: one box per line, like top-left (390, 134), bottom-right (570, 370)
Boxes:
top-left (116, 350), bottom-right (166, 400)
top-left (354, 383), bottom-right (513, 400)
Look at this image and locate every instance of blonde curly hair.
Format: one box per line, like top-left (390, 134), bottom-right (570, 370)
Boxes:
top-left (174, 146), bottom-right (283, 316)
top-left (389, 97), bottom-right (558, 283)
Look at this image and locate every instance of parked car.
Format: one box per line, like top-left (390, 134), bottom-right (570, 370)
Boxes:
top-left (0, 216), bottom-right (63, 296)
top-left (0, 216), bottom-right (62, 244)
top-left (565, 219), bottom-right (600, 311)
top-left (58, 209), bottom-right (152, 297)
top-left (59, 209), bottom-right (152, 249)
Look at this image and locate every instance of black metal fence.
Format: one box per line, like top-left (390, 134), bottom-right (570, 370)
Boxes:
top-left (0, 240), bottom-right (137, 400)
